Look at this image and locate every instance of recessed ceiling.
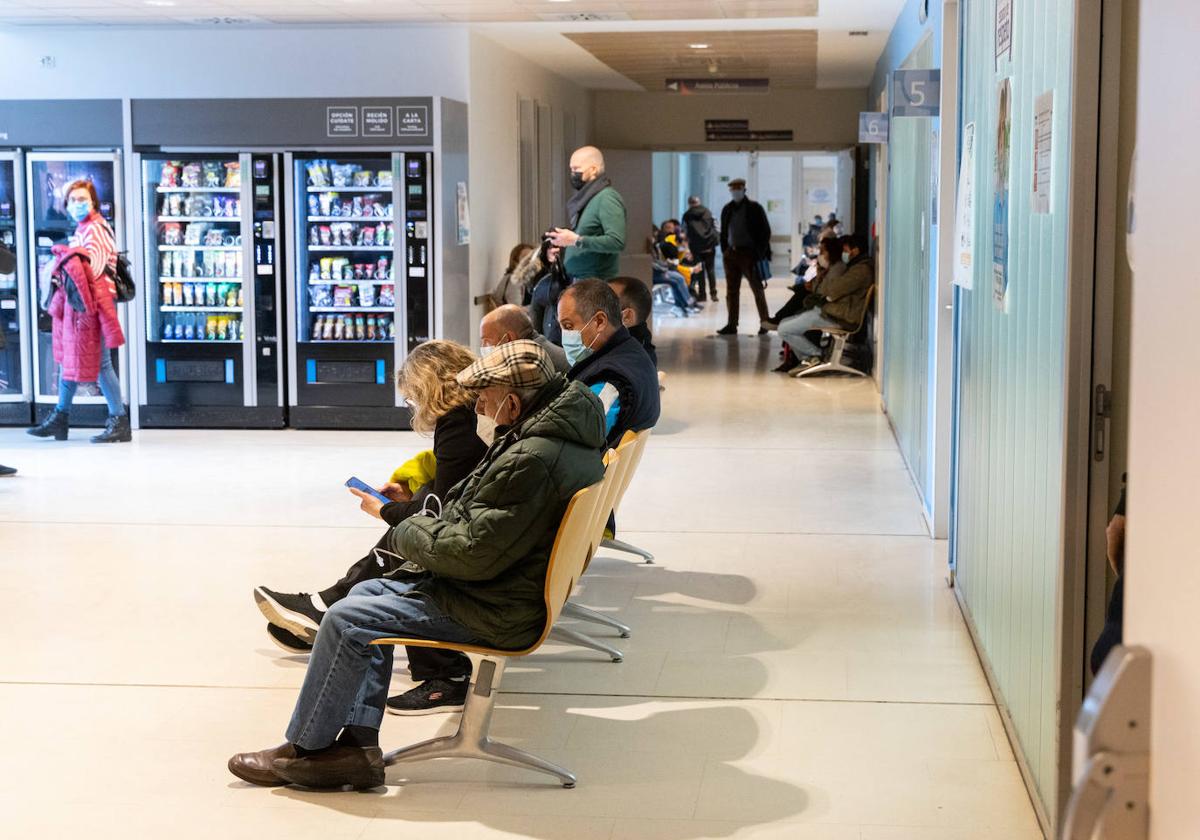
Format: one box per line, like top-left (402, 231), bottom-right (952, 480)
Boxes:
top-left (566, 30), bottom-right (817, 91)
top-left (0, 0), bottom-right (818, 26)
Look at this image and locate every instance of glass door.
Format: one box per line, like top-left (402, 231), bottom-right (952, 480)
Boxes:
top-left (295, 154), bottom-right (397, 345)
top-left (26, 152), bottom-right (124, 407)
top-left (0, 153), bottom-right (28, 408)
top-left (142, 156), bottom-right (245, 345)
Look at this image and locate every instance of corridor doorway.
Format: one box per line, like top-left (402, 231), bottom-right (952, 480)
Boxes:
top-left (651, 150), bottom-right (855, 278)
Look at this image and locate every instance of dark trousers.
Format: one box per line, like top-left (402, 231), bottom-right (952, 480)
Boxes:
top-left (772, 289), bottom-right (816, 322)
top-left (722, 249), bottom-right (770, 327)
top-left (695, 249), bottom-right (717, 300)
top-left (318, 530), bottom-right (471, 681)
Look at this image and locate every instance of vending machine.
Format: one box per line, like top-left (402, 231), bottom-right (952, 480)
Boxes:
top-left (284, 150), bottom-right (433, 428)
top-left (134, 152), bottom-right (285, 427)
top-left (27, 151), bottom-right (130, 427)
top-left (0, 152), bottom-right (31, 425)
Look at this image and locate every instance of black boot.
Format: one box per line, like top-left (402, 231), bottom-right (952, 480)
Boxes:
top-left (91, 414), bottom-right (131, 444)
top-left (27, 409), bottom-right (69, 440)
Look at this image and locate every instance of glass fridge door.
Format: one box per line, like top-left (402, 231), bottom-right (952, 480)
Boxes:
top-left (294, 154), bottom-right (398, 344)
top-left (142, 156), bottom-right (245, 345)
top-left (27, 153), bottom-right (122, 405)
top-left (0, 154), bottom-right (26, 402)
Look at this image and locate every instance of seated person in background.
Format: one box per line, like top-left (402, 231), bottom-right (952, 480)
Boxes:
top-left (651, 219), bottom-right (699, 316)
top-left (230, 342), bottom-right (607, 791)
top-left (483, 242), bottom-right (535, 310)
top-left (558, 278), bottom-right (660, 445)
top-left (1090, 478), bottom-right (1127, 675)
top-left (480, 303), bottom-right (570, 373)
top-left (777, 233), bottom-right (874, 371)
top-left (764, 236), bottom-right (844, 332)
top-left (607, 275), bottom-right (657, 368)
top-left (253, 340), bottom-right (487, 714)
top-left (819, 212), bottom-right (844, 241)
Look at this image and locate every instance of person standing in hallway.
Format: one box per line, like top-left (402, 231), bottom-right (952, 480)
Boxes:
top-left (27, 179), bottom-right (129, 444)
top-left (547, 146), bottom-right (627, 281)
top-left (715, 178), bottom-right (772, 337)
top-left (682, 195), bottom-right (719, 302)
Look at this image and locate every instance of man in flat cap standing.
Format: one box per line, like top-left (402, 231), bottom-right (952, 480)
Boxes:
top-left (229, 341), bottom-right (607, 791)
top-left (716, 177), bottom-right (773, 337)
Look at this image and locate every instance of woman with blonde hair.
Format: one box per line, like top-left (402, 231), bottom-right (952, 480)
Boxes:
top-left (253, 340), bottom-right (488, 713)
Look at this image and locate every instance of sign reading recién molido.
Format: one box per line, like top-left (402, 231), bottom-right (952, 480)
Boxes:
top-left (131, 97), bottom-right (434, 147)
top-left (891, 69), bottom-right (941, 118)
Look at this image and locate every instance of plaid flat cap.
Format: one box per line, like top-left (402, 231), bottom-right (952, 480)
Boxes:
top-left (456, 339), bottom-right (556, 389)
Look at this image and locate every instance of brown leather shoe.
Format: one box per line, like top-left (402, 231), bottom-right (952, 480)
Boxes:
top-left (272, 745), bottom-right (385, 790)
top-left (228, 743), bottom-right (297, 786)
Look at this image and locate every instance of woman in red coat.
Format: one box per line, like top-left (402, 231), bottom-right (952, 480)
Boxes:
top-left (27, 179), bottom-right (130, 443)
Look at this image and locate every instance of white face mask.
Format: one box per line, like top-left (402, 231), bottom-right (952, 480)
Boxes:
top-left (475, 395), bottom-right (510, 446)
top-left (478, 344), bottom-right (496, 358)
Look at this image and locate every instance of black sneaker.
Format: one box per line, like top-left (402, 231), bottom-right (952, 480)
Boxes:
top-left (386, 678), bottom-right (468, 716)
top-left (254, 587), bottom-right (326, 637)
top-left (266, 623), bottom-right (314, 654)
top-left (715, 324), bottom-right (737, 336)
top-left (0, 464), bottom-right (16, 477)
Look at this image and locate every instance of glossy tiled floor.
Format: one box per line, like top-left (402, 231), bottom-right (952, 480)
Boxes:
top-left (0, 289), bottom-right (1043, 839)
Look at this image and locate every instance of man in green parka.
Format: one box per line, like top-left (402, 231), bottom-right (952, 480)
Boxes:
top-left (548, 145), bottom-right (627, 280)
top-left (229, 341), bottom-right (607, 791)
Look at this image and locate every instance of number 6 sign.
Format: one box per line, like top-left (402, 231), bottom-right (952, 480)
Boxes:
top-left (892, 69), bottom-right (942, 118)
top-left (858, 112), bottom-right (890, 144)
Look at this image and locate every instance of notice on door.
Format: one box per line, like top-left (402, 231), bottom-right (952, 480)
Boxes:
top-left (1032, 90), bottom-right (1054, 214)
top-left (326, 106), bottom-right (358, 138)
top-left (992, 79), bottom-right (1013, 312)
top-left (995, 0), bottom-right (1013, 69)
top-left (954, 122), bottom-right (977, 289)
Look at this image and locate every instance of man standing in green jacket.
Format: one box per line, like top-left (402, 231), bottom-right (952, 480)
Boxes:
top-left (229, 341), bottom-right (607, 791)
top-left (548, 146), bottom-right (627, 281)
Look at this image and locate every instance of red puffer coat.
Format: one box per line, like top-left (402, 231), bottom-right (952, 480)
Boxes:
top-left (48, 244), bottom-right (125, 382)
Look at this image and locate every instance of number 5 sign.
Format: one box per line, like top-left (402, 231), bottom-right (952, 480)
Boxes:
top-left (892, 69), bottom-right (942, 118)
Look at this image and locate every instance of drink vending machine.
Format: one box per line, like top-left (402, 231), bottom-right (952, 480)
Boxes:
top-left (284, 151), bottom-right (433, 428)
top-left (0, 151), bottom-right (30, 424)
top-left (134, 152), bottom-right (284, 426)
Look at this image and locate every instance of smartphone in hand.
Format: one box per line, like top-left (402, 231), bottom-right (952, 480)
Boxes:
top-left (345, 476), bottom-right (390, 504)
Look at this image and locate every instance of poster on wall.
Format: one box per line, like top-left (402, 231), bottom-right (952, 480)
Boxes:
top-left (455, 181), bottom-right (471, 245)
top-left (996, 0), bottom-right (1013, 69)
top-left (954, 122), bottom-right (977, 289)
top-left (1032, 90), bottom-right (1054, 214)
top-left (993, 79), bottom-right (1013, 312)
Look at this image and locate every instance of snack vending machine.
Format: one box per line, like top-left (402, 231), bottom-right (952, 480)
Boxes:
top-left (0, 152), bottom-right (30, 424)
top-left (27, 152), bottom-right (129, 427)
top-left (285, 151), bottom-right (433, 428)
top-left (135, 153), bottom-right (284, 427)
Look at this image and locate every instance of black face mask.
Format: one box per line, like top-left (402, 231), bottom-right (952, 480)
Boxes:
top-left (569, 171), bottom-right (586, 191)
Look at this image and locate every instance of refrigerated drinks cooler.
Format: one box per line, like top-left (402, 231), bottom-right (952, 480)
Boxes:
top-left (286, 151), bottom-right (433, 428)
top-left (27, 152), bottom-right (129, 426)
top-left (136, 153), bottom-right (284, 427)
top-left (0, 153), bottom-right (30, 424)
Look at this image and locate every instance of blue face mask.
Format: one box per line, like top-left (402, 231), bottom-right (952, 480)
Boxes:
top-left (67, 201), bottom-right (92, 224)
top-left (562, 317), bottom-right (598, 366)
top-left (842, 251), bottom-right (852, 264)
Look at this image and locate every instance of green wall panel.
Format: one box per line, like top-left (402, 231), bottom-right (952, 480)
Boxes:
top-left (953, 0), bottom-right (1077, 819)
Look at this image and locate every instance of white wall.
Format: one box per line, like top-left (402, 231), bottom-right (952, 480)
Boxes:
top-left (1123, 1), bottom-right (1200, 836)
top-left (466, 32), bottom-right (593, 340)
top-left (0, 25), bottom-right (470, 100)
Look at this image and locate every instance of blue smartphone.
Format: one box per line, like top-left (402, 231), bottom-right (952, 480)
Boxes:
top-left (345, 476), bottom-right (390, 504)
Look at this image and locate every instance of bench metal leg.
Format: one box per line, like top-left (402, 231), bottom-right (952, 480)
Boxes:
top-left (562, 601), bottom-right (632, 638)
top-left (384, 654), bottom-right (577, 788)
top-left (549, 625), bottom-right (624, 662)
top-left (600, 536), bottom-right (655, 564)
top-left (793, 334), bottom-right (867, 379)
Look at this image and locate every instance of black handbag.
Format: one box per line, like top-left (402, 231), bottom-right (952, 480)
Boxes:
top-left (106, 252), bottom-right (136, 302)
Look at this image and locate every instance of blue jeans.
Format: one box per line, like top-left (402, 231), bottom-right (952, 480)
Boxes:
top-left (57, 343), bottom-right (124, 416)
top-left (778, 308), bottom-right (842, 360)
top-left (285, 578), bottom-right (482, 750)
top-left (652, 268), bottom-right (693, 311)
